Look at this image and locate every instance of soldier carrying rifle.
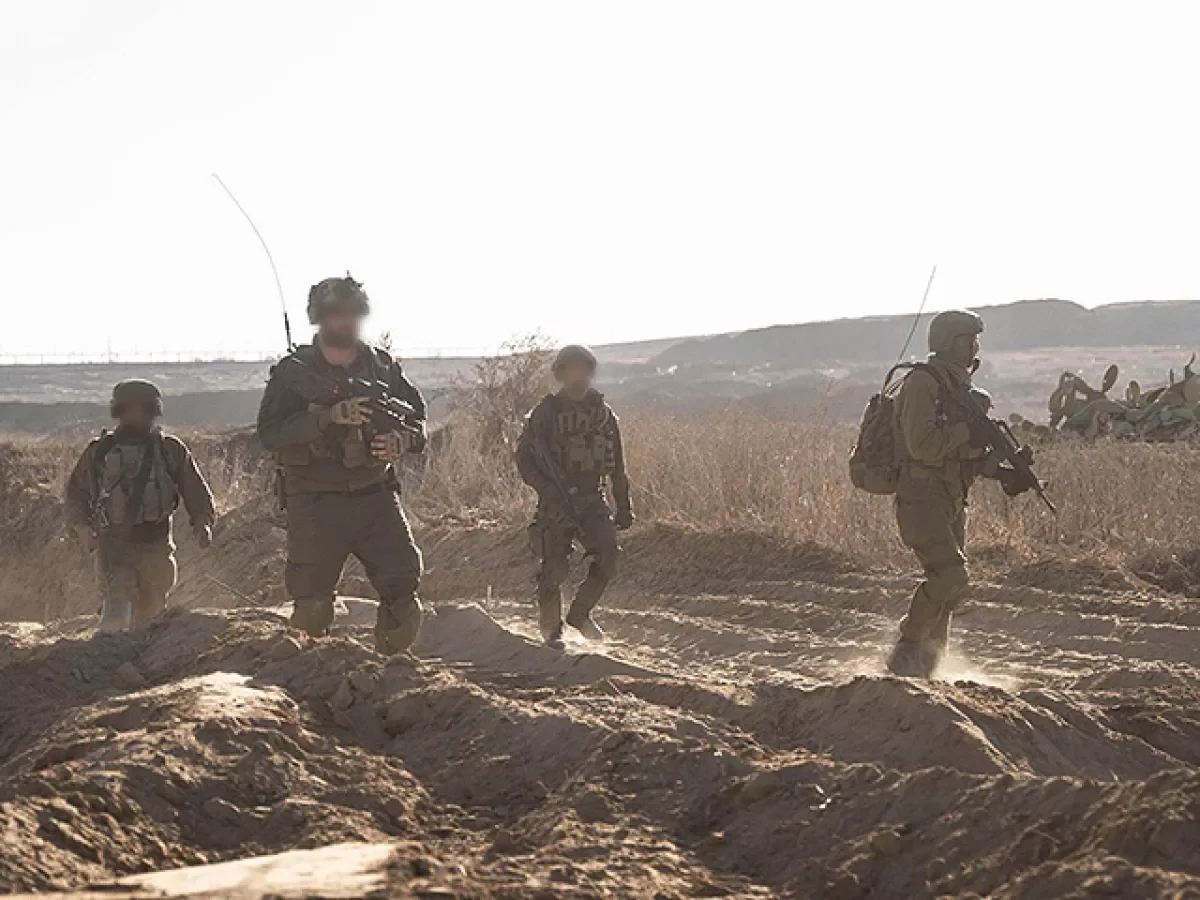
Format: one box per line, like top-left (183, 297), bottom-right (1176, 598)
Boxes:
top-left (257, 274), bottom-right (428, 655)
top-left (851, 309), bottom-right (1051, 679)
top-left (516, 345), bottom-right (634, 650)
top-left (884, 310), bottom-right (1053, 678)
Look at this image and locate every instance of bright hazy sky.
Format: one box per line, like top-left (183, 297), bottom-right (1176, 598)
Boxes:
top-left (4, 1), bottom-right (1200, 360)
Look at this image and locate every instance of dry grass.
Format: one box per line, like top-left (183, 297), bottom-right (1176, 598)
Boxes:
top-left (5, 412), bottom-right (1200, 607)
top-left (412, 411), bottom-right (1200, 578)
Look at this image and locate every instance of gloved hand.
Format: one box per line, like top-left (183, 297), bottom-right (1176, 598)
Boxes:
top-left (370, 433), bottom-right (405, 462)
top-left (73, 523), bottom-right (97, 552)
top-left (326, 397), bottom-right (372, 427)
top-left (966, 416), bottom-right (992, 450)
top-left (615, 509), bottom-right (635, 530)
top-left (997, 466), bottom-right (1030, 497)
top-left (194, 524), bottom-right (214, 549)
top-left (372, 428), bottom-right (426, 461)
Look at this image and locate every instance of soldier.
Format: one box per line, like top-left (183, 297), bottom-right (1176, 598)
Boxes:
top-left (65, 380), bottom-right (216, 631)
top-left (887, 311), bottom-right (1029, 678)
top-left (257, 275), bottom-right (428, 655)
top-left (516, 345), bottom-right (634, 650)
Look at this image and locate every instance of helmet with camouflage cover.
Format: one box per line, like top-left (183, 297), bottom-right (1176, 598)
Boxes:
top-left (110, 379), bottom-right (163, 417)
top-left (552, 344), bottom-right (598, 376)
top-left (928, 309), bottom-right (984, 355)
top-left (307, 273), bottom-right (370, 325)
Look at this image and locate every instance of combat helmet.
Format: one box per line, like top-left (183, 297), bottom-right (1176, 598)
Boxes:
top-left (110, 379), bottom-right (164, 418)
top-left (552, 344), bottom-right (598, 376)
top-left (307, 273), bottom-right (370, 325)
top-left (928, 310), bottom-right (984, 355)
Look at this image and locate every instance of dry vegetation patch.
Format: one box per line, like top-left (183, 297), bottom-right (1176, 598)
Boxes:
top-left (3, 406), bottom-right (1200, 622)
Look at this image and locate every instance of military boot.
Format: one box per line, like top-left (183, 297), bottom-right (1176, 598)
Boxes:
top-left (886, 638), bottom-right (928, 678)
top-left (376, 595), bottom-right (423, 655)
top-left (919, 640), bottom-right (947, 679)
top-left (290, 595), bottom-right (336, 638)
top-left (565, 603), bottom-right (605, 642)
top-left (537, 590), bottom-right (565, 650)
top-left (97, 594), bottom-right (132, 632)
top-left (923, 611), bottom-right (952, 678)
top-left (567, 565), bottom-right (610, 642)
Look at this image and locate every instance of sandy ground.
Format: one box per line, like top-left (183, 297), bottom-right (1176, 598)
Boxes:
top-left (1, 524), bottom-right (1198, 899)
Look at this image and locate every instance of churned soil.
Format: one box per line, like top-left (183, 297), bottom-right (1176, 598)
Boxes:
top-left (2, 518), bottom-right (1198, 897)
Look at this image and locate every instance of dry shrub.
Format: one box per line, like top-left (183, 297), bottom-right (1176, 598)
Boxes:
top-left (411, 335), bottom-right (555, 525)
top-left (408, 419), bottom-right (530, 526)
top-left (452, 334), bottom-right (555, 457)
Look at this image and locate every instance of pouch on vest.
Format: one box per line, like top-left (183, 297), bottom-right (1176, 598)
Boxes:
top-left (556, 401), bottom-right (615, 476)
top-left (97, 433), bottom-right (179, 527)
top-left (849, 363), bottom-right (926, 495)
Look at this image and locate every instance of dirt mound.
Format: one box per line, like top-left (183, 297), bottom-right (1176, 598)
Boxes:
top-left (2, 587), bottom-right (1197, 897)
top-left (418, 522), bottom-right (863, 612)
top-left (1130, 546), bottom-right (1200, 598)
top-left (1003, 558), bottom-right (1139, 595)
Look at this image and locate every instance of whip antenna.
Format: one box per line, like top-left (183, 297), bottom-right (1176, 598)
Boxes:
top-left (897, 264), bottom-right (938, 361)
top-left (211, 173), bottom-right (293, 351)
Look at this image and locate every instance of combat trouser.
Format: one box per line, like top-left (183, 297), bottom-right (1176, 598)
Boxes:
top-left (532, 495), bottom-right (620, 641)
top-left (96, 533), bottom-right (178, 631)
top-left (894, 471), bottom-right (968, 669)
top-left (284, 483), bottom-right (424, 654)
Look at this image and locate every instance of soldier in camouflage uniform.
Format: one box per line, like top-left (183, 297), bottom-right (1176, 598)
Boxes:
top-left (65, 380), bottom-right (216, 631)
top-left (516, 345), bottom-right (633, 650)
top-left (887, 311), bottom-right (1029, 678)
top-left (257, 275), bottom-right (428, 655)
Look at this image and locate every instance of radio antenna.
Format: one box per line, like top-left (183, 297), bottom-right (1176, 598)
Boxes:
top-left (897, 265), bottom-right (938, 361)
top-left (211, 173), bottom-right (293, 351)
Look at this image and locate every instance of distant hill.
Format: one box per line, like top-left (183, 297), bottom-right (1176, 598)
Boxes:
top-left (650, 299), bottom-right (1200, 369)
top-left (2, 299), bottom-right (1197, 433)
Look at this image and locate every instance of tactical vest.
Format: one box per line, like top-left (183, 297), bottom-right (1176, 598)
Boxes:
top-left (276, 345), bottom-right (392, 470)
top-left (551, 394), bottom-right (616, 477)
top-left (93, 430), bottom-right (179, 528)
top-left (892, 364), bottom-right (990, 468)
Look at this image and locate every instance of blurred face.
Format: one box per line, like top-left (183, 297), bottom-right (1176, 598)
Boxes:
top-left (118, 403), bottom-right (155, 434)
top-left (558, 360), bottom-right (595, 398)
top-left (949, 333), bottom-right (981, 367)
top-left (320, 309), bottom-right (363, 349)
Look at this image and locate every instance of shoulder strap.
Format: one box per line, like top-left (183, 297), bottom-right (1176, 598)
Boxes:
top-left (122, 435), bottom-right (160, 527)
top-left (884, 360), bottom-right (956, 398)
top-left (91, 431), bottom-right (118, 487)
top-left (156, 430), bottom-right (181, 479)
top-left (882, 362), bottom-right (924, 394)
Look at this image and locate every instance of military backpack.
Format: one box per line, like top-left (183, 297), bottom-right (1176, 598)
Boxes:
top-left (849, 363), bottom-right (931, 495)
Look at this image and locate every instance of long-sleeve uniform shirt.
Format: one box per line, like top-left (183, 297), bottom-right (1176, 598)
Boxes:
top-left (515, 389), bottom-right (631, 519)
top-left (65, 428), bottom-right (216, 542)
top-left (893, 355), bottom-right (990, 501)
top-left (257, 342), bottom-right (427, 495)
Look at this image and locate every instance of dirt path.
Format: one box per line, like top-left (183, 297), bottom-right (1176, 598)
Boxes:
top-left (1, 527), bottom-right (1198, 898)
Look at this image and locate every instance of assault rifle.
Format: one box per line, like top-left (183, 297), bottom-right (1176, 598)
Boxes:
top-left (945, 385), bottom-right (1057, 514)
top-left (276, 356), bottom-right (425, 442)
top-left (530, 431), bottom-right (583, 527)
